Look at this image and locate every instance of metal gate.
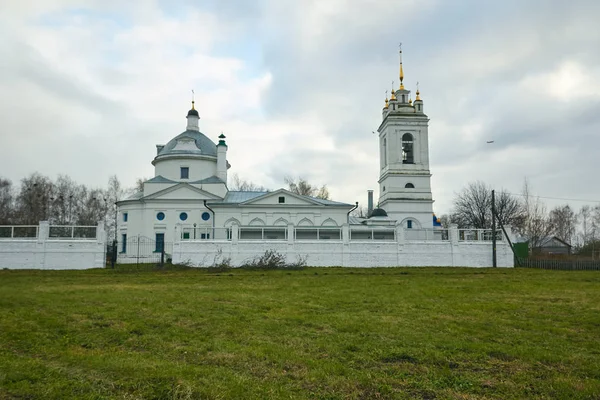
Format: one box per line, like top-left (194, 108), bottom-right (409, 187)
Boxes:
top-left (116, 235), bottom-right (172, 265)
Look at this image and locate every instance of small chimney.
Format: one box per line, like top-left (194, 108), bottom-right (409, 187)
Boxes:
top-left (367, 190), bottom-right (374, 217)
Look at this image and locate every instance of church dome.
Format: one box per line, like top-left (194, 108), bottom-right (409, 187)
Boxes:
top-left (370, 208), bottom-right (388, 217)
top-left (187, 108), bottom-right (199, 117)
top-left (153, 130), bottom-right (217, 164)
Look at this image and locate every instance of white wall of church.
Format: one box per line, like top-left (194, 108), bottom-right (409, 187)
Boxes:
top-left (118, 200), bottom-right (351, 245)
top-left (154, 157), bottom-right (218, 182)
top-left (118, 201), bottom-right (214, 243)
top-left (213, 207), bottom-right (349, 228)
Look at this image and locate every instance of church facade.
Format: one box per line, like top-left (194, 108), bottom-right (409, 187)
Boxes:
top-left (116, 52), bottom-right (512, 267)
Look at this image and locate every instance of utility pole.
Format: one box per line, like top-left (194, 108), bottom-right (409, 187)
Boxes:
top-left (492, 189), bottom-right (497, 268)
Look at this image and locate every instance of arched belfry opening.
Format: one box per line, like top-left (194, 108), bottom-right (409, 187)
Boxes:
top-left (402, 133), bottom-right (414, 164)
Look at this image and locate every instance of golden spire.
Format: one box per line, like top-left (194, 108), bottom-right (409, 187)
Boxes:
top-left (415, 81), bottom-right (421, 101)
top-left (384, 90), bottom-right (389, 108)
top-left (399, 43), bottom-right (405, 90)
top-left (191, 89), bottom-right (195, 109)
top-left (408, 97), bottom-right (412, 105)
top-left (390, 81), bottom-right (396, 100)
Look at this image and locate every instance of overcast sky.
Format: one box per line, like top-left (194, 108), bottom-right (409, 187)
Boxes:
top-left (1, 0), bottom-right (599, 214)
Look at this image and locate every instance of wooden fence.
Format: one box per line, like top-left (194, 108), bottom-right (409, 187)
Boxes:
top-left (516, 258), bottom-right (600, 271)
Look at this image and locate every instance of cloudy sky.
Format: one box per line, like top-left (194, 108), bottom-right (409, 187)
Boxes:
top-left (1, 0), bottom-right (599, 214)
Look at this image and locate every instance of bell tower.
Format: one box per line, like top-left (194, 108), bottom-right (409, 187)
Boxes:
top-left (377, 45), bottom-right (434, 229)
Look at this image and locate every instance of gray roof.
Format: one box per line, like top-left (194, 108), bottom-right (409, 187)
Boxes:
top-left (216, 190), bottom-right (352, 206)
top-left (221, 191), bottom-right (268, 203)
top-left (189, 176), bottom-right (225, 184)
top-left (146, 175), bottom-right (177, 183)
top-left (154, 130), bottom-right (217, 159)
top-left (308, 196), bottom-right (353, 206)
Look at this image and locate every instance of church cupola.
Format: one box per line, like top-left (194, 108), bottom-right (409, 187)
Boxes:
top-left (186, 100), bottom-right (200, 131)
top-left (413, 83), bottom-right (424, 113)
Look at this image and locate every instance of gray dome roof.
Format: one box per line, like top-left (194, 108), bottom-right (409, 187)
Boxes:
top-left (187, 109), bottom-right (199, 117)
top-left (370, 208), bottom-right (388, 217)
top-left (155, 130), bottom-right (217, 159)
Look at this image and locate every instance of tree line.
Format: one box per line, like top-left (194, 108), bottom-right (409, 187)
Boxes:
top-left (446, 180), bottom-right (600, 254)
top-left (0, 173), bottom-right (126, 241)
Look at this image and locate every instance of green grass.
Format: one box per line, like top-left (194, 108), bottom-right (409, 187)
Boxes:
top-left (1, 266), bottom-right (599, 399)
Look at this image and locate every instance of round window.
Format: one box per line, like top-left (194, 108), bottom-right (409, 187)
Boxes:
top-left (201, 212), bottom-right (210, 221)
top-left (180, 212), bottom-right (188, 221)
top-left (156, 212), bottom-right (165, 221)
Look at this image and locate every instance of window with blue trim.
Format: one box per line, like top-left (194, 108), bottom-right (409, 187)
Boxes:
top-left (180, 167), bottom-right (189, 179)
top-left (157, 212), bottom-right (165, 221)
top-left (201, 212), bottom-right (210, 221)
top-left (180, 212), bottom-right (188, 221)
top-left (123, 212), bottom-right (128, 222)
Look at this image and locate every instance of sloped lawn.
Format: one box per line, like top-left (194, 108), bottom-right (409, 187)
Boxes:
top-left (1, 266), bottom-right (599, 399)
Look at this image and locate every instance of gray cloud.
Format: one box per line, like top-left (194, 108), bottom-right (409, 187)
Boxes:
top-left (1, 0), bottom-right (599, 217)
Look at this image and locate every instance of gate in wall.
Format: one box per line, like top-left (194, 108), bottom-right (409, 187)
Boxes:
top-left (116, 235), bottom-right (173, 265)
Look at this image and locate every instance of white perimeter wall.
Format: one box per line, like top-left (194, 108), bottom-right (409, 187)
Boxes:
top-left (172, 240), bottom-right (513, 268)
top-left (0, 222), bottom-right (106, 270)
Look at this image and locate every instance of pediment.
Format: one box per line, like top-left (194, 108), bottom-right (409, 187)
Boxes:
top-left (240, 189), bottom-right (323, 206)
top-left (143, 183), bottom-right (222, 201)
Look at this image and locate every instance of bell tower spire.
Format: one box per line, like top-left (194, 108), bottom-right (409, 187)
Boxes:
top-left (399, 43), bottom-right (405, 90)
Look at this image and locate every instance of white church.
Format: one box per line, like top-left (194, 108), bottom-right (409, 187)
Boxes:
top-left (116, 50), bottom-right (513, 268)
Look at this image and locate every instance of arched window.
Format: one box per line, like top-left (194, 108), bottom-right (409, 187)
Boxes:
top-left (405, 183), bottom-right (415, 188)
top-left (402, 133), bottom-right (414, 164)
top-left (383, 137), bottom-right (387, 166)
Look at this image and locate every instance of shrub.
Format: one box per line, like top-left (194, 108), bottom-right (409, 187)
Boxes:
top-left (241, 250), bottom-right (307, 270)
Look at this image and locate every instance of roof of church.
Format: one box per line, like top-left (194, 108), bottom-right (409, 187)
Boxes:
top-left (222, 191), bottom-right (268, 203)
top-left (219, 190), bottom-right (352, 206)
top-left (155, 130), bottom-right (218, 159)
top-left (146, 175), bottom-right (176, 183)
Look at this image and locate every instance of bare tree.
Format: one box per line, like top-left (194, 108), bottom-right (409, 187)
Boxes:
top-left (578, 205), bottom-right (595, 246)
top-left (0, 178), bottom-right (14, 224)
top-left (76, 188), bottom-right (107, 225)
top-left (106, 175), bottom-right (124, 242)
top-left (593, 205), bottom-right (600, 241)
top-left (135, 177), bottom-right (149, 193)
top-left (284, 176), bottom-right (330, 200)
top-left (438, 214), bottom-right (452, 228)
top-left (15, 173), bottom-right (54, 224)
top-left (519, 179), bottom-right (555, 251)
top-left (350, 205), bottom-right (368, 218)
top-left (228, 173), bottom-right (267, 191)
top-left (450, 181), bottom-right (524, 228)
top-left (549, 205), bottom-right (577, 245)
top-left (51, 175), bottom-right (85, 225)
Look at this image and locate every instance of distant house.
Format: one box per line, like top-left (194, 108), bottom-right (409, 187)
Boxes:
top-left (533, 236), bottom-right (572, 255)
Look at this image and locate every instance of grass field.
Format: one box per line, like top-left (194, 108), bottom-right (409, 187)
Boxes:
top-left (1, 266), bottom-right (599, 399)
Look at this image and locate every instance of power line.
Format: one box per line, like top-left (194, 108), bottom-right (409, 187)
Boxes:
top-left (504, 192), bottom-right (600, 203)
